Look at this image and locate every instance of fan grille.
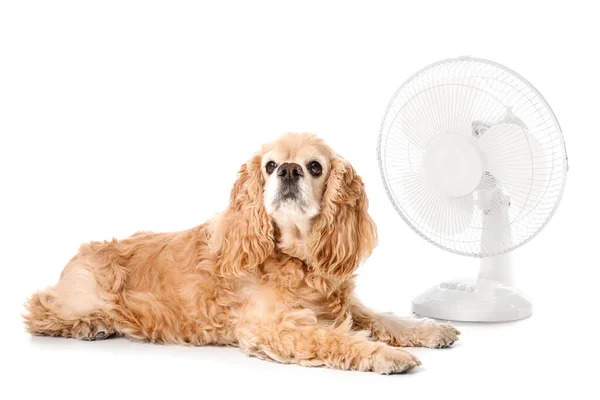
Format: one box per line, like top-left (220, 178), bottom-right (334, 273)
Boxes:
top-left (378, 57), bottom-right (568, 257)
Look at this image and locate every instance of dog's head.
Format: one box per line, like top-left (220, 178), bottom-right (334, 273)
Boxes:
top-left (210, 133), bottom-right (377, 281)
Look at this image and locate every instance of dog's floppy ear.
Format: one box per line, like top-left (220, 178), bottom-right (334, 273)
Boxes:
top-left (210, 154), bottom-right (274, 277)
top-left (307, 156), bottom-right (377, 280)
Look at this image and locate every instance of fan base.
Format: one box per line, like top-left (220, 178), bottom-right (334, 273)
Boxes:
top-left (412, 279), bottom-right (532, 322)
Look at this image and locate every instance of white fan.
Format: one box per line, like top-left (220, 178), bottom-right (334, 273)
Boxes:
top-left (378, 57), bottom-right (568, 322)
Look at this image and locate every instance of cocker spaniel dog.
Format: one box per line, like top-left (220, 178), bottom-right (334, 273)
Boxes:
top-left (24, 133), bottom-right (459, 374)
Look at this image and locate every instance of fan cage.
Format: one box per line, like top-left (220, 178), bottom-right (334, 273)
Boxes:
top-left (377, 57), bottom-right (568, 258)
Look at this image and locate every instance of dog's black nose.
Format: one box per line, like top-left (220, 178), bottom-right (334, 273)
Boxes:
top-left (277, 162), bottom-right (304, 182)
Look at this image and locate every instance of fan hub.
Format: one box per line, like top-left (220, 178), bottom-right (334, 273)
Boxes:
top-left (423, 134), bottom-right (483, 197)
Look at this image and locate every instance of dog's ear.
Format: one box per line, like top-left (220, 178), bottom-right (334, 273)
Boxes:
top-left (210, 154), bottom-right (274, 277)
top-left (307, 156), bottom-right (377, 281)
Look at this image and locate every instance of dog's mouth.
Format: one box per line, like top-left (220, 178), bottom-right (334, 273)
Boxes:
top-left (278, 184), bottom-right (299, 201)
top-left (274, 182), bottom-right (307, 209)
top-left (279, 184), bottom-right (298, 200)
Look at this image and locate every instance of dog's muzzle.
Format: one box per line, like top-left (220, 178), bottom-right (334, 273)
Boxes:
top-left (276, 163), bottom-right (303, 201)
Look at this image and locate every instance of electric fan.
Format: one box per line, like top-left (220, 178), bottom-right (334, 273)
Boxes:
top-left (377, 57), bottom-right (568, 322)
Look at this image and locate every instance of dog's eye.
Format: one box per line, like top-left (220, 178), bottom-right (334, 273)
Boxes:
top-left (266, 161), bottom-right (278, 175)
top-left (307, 161), bottom-right (322, 177)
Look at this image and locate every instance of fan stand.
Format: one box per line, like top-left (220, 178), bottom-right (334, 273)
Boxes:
top-left (412, 194), bottom-right (533, 322)
top-left (411, 256), bottom-right (532, 322)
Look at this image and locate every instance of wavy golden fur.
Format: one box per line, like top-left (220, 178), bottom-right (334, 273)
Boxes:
top-left (24, 133), bottom-right (459, 374)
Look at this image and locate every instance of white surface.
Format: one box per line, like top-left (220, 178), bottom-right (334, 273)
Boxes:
top-left (0, 1), bottom-right (598, 399)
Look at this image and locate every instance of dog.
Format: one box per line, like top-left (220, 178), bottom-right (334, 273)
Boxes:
top-left (24, 132), bottom-right (459, 374)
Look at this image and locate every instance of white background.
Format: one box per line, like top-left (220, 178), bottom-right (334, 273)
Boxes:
top-left (1, 1), bottom-right (598, 399)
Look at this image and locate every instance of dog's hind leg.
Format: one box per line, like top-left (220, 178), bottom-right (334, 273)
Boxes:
top-left (24, 258), bottom-right (117, 340)
top-left (25, 294), bottom-right (115, 340)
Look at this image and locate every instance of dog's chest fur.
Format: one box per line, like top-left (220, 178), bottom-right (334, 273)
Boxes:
top-left (257, 253), bottom-right (354, 321)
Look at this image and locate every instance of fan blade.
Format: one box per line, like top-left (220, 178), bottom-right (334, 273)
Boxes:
top-left (402, 171), bottom-right (476, 238)
top-left (525, 131), bottom-right (551, 210)
top-left (477, 123), bottom-right (549, 221)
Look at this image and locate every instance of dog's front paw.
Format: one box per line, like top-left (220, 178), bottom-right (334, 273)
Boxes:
top-left (370, 346), bottom-right (421, 374)
top-left (418, 320), bottom-right (460, 349)
top-left (72, 319), bottom-right (114, 341)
